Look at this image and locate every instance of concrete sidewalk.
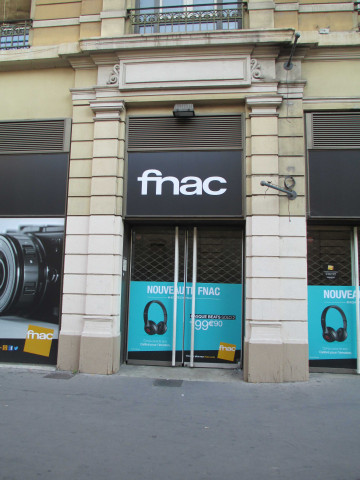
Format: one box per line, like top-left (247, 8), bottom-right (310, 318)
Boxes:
top-left (0, 365), bottom-right (359, 480)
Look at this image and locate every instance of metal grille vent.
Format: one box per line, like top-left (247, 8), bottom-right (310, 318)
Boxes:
top-left (0, 119), bottom-right (70, 153)
top-left (307, 228), bottom-right (352, 286)
top-left (197, 228), bottom-right (242, 284)
top-left (128, 116), bottom-right (242, 151)
top-left (309, 113), bottom-right (360, 149)
top-left (131, 227), bottom-right (242, 284)
top-left (131, 228), bottom-right (175, 282)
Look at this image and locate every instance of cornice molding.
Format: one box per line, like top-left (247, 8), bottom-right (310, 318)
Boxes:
top-left (68, 57), bottom-right (96, 70)
top-left (33, 15), bottom-right (100, 29)
top-left (299, 3), bottom-right (354, 12)
top-left (80, 29), bottom-right (296, 53)
top-left (247, 1), bottom-right (275, 10)
top-left (304, 47), bottom-right (360, 61)
top-left (275, 2), bottom-right (355, 12)
top-left (70, 88), bottom-right (96, 102)
top-left (303, 96), bottom-right (360, 104)
top-left (100, 10), bottom-right (127, 19)
top-left (278, 81), bottom-right (306, 99)
top-left (90, 100), bottom-right (125, 121)
top-left (246, 95), bottom-right (283, 115)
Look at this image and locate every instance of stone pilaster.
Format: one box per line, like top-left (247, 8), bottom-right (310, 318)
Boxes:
top-left (58, 98), bottom-right (125, 374)
top-left (244, 95), bottom-right (308, 382)
top-left (78, 100), bottom-right (125, 374)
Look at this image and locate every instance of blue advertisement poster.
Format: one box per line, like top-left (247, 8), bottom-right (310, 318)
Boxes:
top-left (308, 286), bottom-right (357, 360)
top-left (127, 281), bottom-right (242, 363)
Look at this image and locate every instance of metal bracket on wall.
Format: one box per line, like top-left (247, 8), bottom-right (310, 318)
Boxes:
top-left (260, 176), bottom-right (297, 200)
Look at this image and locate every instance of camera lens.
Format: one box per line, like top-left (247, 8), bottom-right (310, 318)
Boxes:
top-left (0, 236), bottom-right (19, 313)
top-left (0, 226), bottom-right (64, 321)
top-left (0, 258), bottom-right (5, 292)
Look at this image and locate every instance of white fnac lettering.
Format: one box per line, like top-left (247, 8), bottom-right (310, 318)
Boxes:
top-left (137, 169), bottom-right (227, 196)
top-left (26, 330), bottom-right (53, 340)
top-left (219, 344), bottom-right (236, 352)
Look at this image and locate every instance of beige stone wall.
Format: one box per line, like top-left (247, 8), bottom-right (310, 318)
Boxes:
top-left (0, 68), bottom-right (74, 120)
top-left (34, 1), bottom-right (82, 20)
top-left (0, 0), bottom-right (31, 21)
top-left (274, 0), bottom-right (358, 31)
top-left (31, 0), bottom-right (103, 46)
top-left (303, 59), bottom-right (360, 98)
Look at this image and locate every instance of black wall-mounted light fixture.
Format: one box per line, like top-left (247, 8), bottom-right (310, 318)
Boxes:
top-left (260, 176), bottom-right (297, 200)
top-left (284, 32), bottom-right (301, 71)
top-left (173, 104), bottom-right (195, 118)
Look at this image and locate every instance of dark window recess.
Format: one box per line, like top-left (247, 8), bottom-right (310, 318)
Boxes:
top-left (0, 153), bottom-right (69, 216)
top-left (307, 228), bottom-right (352, 286)
top-left (308, 150), bottom-right (360, 218)
top-left (307, 113), bottom-right (360, 219)
top-left (0, 119), bottom-right (70, 216)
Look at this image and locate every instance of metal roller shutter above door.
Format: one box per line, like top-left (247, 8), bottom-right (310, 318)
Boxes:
top-left (307, 112), bottom-right (360, 218)
top-left (128, 116), bottom-right (243, 151)
top-left (0, 119), bottom-right (71, 216)
top-left (307, 112), bottom-right (360, 149)
top-left (0, 119), bottom-right (71, 154)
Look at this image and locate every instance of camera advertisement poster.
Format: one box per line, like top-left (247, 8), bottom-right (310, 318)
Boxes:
top-left (0, 218), bottom-right (64, 364)
top-left (127, 281), bottom-right (242, 364)
top-left (308, 286), bottom-right (357, 361)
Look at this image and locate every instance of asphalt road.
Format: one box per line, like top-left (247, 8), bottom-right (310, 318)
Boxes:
top-left (0, 365), bottom-right (359, 480)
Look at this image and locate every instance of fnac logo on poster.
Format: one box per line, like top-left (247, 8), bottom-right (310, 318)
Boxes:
top-left (24, 325), bottom-right (54, 357)
top-left (218, 342), bottom-right (236, 362)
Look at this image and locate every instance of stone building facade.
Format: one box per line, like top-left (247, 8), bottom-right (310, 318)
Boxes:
top-left (0, 0), bottom-right (359, 381)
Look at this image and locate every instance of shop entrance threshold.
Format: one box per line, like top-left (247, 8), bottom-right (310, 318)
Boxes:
top-left (117, 364), bottom-right (243, 383)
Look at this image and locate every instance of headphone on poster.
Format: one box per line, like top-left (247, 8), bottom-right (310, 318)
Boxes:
top-left (143, 300), bottom-right (168, 336)
top-left (321, 305), bottom-right (348, 343)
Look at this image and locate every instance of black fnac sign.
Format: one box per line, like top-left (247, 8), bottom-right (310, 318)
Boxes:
top-left (308, 150), bottom-right (360, 218)
top-left (126, 151), bottom-right (243, 217)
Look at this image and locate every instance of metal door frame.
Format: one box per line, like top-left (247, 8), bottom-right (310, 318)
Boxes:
top-left (307, 225), bottom-right (360, 373)
top-left (125, 224), bottom-right (243, 368)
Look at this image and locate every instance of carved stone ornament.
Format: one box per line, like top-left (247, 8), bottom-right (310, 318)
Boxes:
top-left (107, 64), bottom-right (120, 85)
top-left (251, 59), bottom-right (264, 80)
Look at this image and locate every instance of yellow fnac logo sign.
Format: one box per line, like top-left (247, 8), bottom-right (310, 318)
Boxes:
top-left (24, 325), bottom-right (54, 357)
top-left (217, 342), bottom-right (236, 362)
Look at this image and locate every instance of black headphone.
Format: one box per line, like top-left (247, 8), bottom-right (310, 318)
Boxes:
top-left (321, 305), bottom-right (347, 343)
top-left (143, 301), bottom-right (167, 336)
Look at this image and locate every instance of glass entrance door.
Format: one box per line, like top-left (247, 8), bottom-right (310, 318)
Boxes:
top-left (307, 227), bottom-right (358, 370)
top-left (126, 226), bottom-right (243, 367)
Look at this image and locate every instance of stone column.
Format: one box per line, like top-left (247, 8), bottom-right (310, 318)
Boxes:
top-left (57, 98), bottom-right (125, 374)
top-left (78, 100), bottom-right (125, 374)
top-left (244, 96), bottom-right (308, 383)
